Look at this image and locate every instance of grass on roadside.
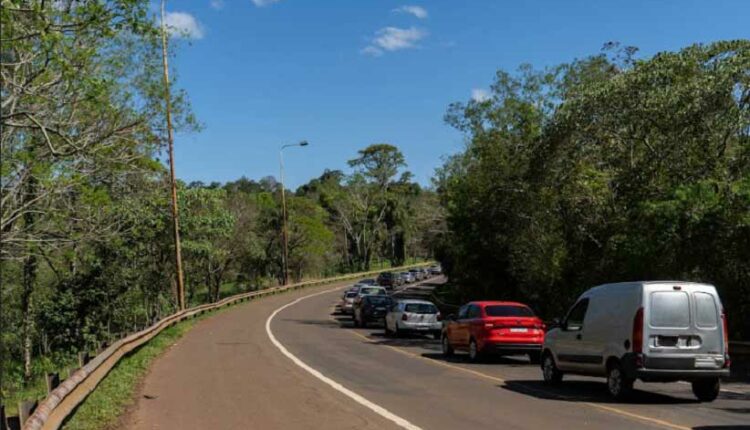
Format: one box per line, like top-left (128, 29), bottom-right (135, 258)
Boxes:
top-left (61, 318), bottom-right (199, 430)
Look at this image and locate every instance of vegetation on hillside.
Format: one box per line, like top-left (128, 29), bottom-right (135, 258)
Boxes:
top-left (435, 41), bottom-right (750, 339)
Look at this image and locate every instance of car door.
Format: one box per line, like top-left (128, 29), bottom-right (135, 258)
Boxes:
top-left (449, 305), bottom-right (470, 347)
top-left (465, 304), bottom-right (483, 345)
top-left (555, 298), bottom-right (591, 372)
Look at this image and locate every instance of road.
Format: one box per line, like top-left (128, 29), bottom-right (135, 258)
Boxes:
top-left (123, 278), bottom-right (749, 430)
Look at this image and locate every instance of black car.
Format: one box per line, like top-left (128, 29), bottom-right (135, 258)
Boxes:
top-left (354, 295), bottom-right (393, 328)
top-left (358, 278), bottom-right (377, 285)
top-left (376, 272), bottom-right (400, 288)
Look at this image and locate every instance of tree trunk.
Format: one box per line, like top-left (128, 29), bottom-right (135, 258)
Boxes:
top-left (21, 251), bottom-right (37, 383)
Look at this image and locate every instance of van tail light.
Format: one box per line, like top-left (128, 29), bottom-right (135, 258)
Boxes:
top-left (401, 314), bottom-right (408, 321)
top-left (632, 307), bottom-right (644, 354)
top-left (722, 310), bottom-right (731, 368)
top-left (437, 313), bottom-right (443, 321)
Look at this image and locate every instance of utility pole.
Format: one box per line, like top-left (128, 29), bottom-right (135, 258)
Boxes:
top-left (279, 141), bottom-right (309, 285)
top-left (161, 0), bottom-right (186, 310)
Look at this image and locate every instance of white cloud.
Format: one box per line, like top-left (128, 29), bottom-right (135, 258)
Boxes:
top-left (164, 12), bottom-right (205, 39)
top-left (362, 26), bottom-right (427, 56)
top-left (251, 0), bottom-right (281, 6)
top-left (393, 5), bottom-right (428, 19)
top-left (471, 89), bottom-right (491, 102)
top-left (210, 0), bottom-right (224, 10)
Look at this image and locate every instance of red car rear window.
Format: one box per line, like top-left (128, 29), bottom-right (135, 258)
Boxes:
top-left (484, 305), bottom-right (534, 317)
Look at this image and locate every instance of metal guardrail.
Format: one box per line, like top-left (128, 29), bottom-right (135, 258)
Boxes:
top-left (19, 263), bottom-right (431, 430)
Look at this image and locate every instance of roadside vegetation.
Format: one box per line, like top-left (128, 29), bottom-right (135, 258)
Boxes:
top-left (0, 1), bottom-right (440, 407)
top-left (434, 40), bottom-right (750, 339)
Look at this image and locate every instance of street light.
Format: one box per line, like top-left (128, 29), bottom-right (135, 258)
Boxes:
top-left (279, 140), bottom-right (309, 285)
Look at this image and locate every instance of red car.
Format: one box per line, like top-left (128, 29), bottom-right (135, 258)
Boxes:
top-left (441, 301), bottom-right (545, 363)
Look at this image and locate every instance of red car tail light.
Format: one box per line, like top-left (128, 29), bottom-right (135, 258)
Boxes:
top-left (632, 306), bottom-right (644, 355)
top-left (722, 310), bottom-right (731, 368)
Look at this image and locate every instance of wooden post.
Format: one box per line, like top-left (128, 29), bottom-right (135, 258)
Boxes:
top-left (46, 373), bottom-right (60, 393)
top-left (78, 351), bottom-right (90, 367)
top-left (18, 400), bottom-right (36, 426)
top-left (160, 0), bottom-right (186, 311)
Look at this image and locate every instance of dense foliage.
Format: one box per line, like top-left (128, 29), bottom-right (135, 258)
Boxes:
top-left (435, 41), bottom-right (750, 339)
top-left (0, 1), bottom-right (439, 401)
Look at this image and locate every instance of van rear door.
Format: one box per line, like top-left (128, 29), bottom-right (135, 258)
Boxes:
top-left (643, 283), bottom-right (725, 370)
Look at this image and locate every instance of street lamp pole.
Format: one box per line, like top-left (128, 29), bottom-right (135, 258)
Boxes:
top-left (279, 141), bottom-right (308, 285)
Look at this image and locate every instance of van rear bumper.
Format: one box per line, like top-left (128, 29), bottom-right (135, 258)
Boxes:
top-left (622, 353), bottom-right (729, 380)
top-left (636, 368), bottom-right (729, 381)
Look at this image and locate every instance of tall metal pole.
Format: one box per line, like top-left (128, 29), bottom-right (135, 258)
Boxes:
top-left (279, 149), bottom-right (289, 286)
top-left (161, 0), bottom-right (186, 310)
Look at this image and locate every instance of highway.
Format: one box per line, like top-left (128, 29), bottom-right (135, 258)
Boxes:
top-left (123, 278), bottom-right (749, 430)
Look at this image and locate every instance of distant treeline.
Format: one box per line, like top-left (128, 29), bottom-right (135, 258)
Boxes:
top-left (434, 41), bottom-right (750, 340)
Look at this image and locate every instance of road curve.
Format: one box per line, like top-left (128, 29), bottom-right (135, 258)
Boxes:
top-left (123, 280), bottom-right (750, 430)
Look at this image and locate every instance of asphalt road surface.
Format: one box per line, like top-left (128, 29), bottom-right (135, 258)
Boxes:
top-left (123, 278), bottom-right (749, 430)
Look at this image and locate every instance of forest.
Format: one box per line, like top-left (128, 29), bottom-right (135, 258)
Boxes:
top-left (434, 40), bottom-right (749, 340)
top-left (0, 2), bottom-right (441, 399)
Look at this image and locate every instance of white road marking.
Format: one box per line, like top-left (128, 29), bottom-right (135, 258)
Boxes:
top-left (266, 286), bottom-right (424, 430)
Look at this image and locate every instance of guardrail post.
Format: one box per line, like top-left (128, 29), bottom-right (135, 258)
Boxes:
top-left (5, 414), bottom-right (20, 430)
top-left (46, 372), bottom-right (60, 393)
top-left (78, 351), bottom-right (90, 367)
top-left (18, 400), bottom-right (37, 426)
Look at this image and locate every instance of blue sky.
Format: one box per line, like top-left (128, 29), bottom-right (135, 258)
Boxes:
top-left (163, 0), bottom-right (749, 189)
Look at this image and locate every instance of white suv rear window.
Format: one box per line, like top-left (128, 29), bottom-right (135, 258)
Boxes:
top-left (694, 292), bottom-right (718, 328)
top-left (650, 291), bottom-right (690, 328)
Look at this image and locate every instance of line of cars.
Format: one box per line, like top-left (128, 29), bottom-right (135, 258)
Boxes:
top-left (339, 274), bottom-right (731, 403)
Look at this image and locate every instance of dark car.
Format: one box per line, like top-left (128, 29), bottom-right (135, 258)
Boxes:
top-left (376, 271), bottom-right (400, 289)
top-left (354, 295), bottom-right (394, 328)
top-left (358, 278), bottom-right (377, 286)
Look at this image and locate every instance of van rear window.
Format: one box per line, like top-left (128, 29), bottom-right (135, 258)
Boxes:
top-left (484, 305), bottom-right (534, 317)
top-left (650, 292), bottom-right (690, 328)
top-left (694, 292), bottom-right (718, 328)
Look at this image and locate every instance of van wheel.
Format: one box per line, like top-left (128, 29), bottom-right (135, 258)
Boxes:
top-left (442, 335), bottom-right (454, 357)
top-left (468, 339), bottom-right (482, 362)
top-left (692, 378), bottom-right (720, 402)
top-left (606, 362), bottom-right (634, 401)
top-left (542, 352), bottom-right (563, 385)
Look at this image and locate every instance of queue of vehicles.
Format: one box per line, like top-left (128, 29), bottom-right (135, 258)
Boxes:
top-left (337, 269), bottom-right (730, 403)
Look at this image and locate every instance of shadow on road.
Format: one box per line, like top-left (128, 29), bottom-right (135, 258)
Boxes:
top-left (692, 427), bottom-right (750, 430)
top-left (500, 379), bottom-right (699, 405)
top-left (421, 352), bottom-right (534, 367)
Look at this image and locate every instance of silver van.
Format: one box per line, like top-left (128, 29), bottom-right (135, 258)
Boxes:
top-left (542, 281), bottom-right (729, 401)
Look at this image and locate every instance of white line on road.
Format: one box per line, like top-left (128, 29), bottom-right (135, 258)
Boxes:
top-left (266, 287), bottom-right (424, 430)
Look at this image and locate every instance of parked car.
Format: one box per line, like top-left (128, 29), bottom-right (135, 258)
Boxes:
top-left (428, 265), bottom-right (442, 276)
top-left (442, 301), bottom-right (545, 363)
top-left (409, 268), bottom-right (424, 281)
top-left (358, 278), bottom-right (377, 286)
top-left (376, 271), bottom-right (401, 289)
top-left (541, 281), bottom-right (729, 401)
top-left (399, 272), bottom-right (415, 284)
top-left (354, 295), bottom-right (394, 328)
top-left (354, 286), bottom-right (388, 304)
top-left (419, 268), bottom-right (430, 279)
top-left (385, 299), bottom-right (442, 338)
top-left (340, 291), bottom-right (359, 315)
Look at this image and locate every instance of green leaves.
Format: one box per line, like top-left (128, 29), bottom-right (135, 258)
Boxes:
top-left (437, 41), bottom-right (750, 337)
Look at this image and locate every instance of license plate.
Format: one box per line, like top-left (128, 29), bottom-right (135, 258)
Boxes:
top-left (510, 328), bottom-right (528, 333)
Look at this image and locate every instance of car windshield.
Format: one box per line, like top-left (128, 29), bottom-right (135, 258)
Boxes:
top-left (404, 303), bottom-right (438, 314)
top-left (484, 305), bottom-right (535, 317)
top-left (361, 287), bottom-right (385, 295)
